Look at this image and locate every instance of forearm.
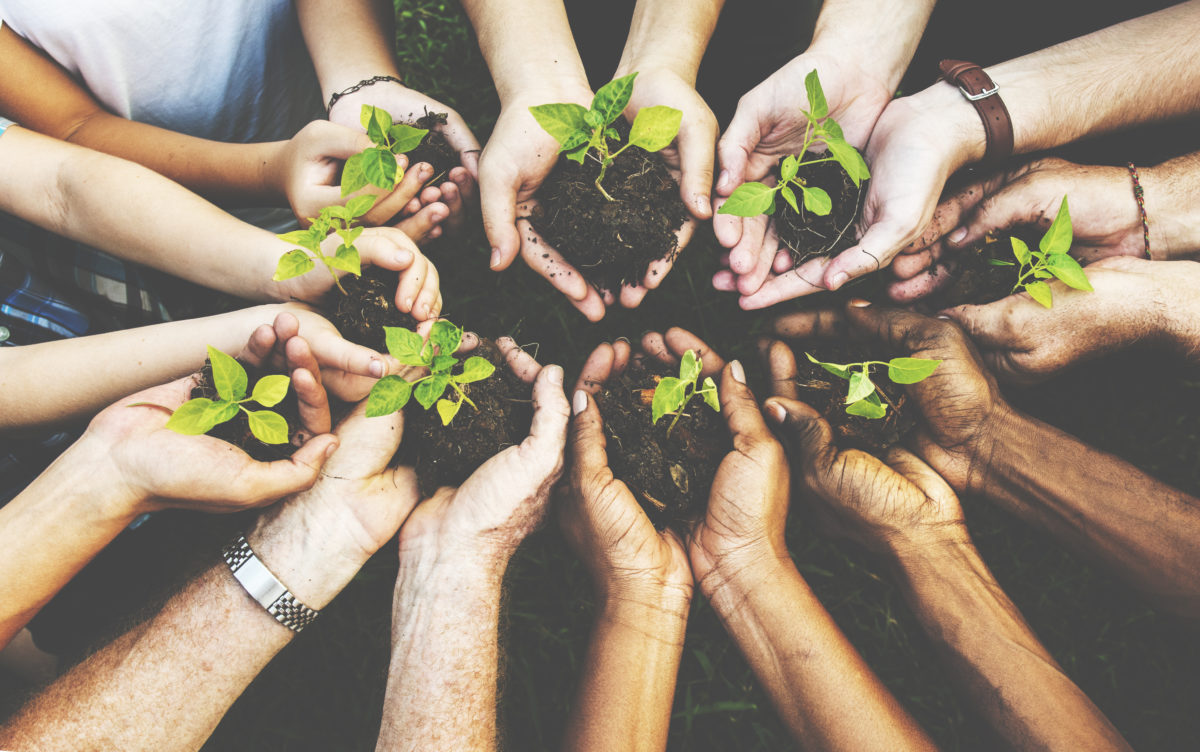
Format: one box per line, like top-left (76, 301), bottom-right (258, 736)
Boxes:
top-left (1141, 151), bottom-right (1200, 261)
top-left (705, 556), bottom-right (934, 750)
top-left (376, 550), bottom-right (508, 751)
top-left (974, 407), bottom-right (1200, 616)
top-left (459, 0), bottom-right (587, 104)
top-left (563, 586), bottom-right (691, 752)
top-left (296, 0), bottom-right (401, 102)
top-left (806, 0), bottom-right (936, 92)
top-left (891, 535), bottom-right (1130, 751)
top-left (0, 304), bottom-right (299, 430)
top-left (615, 0), bottom-right (724, 81)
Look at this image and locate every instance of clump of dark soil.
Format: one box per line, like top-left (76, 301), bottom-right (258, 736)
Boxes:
top-left (775, 152), bottom-right (865, 265)
top-left (191, 359), bottom-right (302, 462)
top-left (920, 233), bottom-right (1026, 311)
top-left (594, 360), bottom-right (731, 530)
top-left (329, 266), bottom-right (417, 351)
top-left (405, 111), bottom-right (458, 181)
top-left (397, 339), bottom-right (533, 498)
top-left (791, 342), bottom-right (916, 454)
top-left (529, 122), bottom-right (689, 292)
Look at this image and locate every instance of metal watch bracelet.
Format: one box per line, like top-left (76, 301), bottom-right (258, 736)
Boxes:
top-left (221, 534), bottom-right (320, 633)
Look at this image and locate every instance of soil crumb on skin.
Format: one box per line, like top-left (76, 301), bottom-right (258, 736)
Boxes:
top-left (330, 266), bottom-right (418, 352)
top-left (192, 359), bottom-right (301, 462)
top-left (920, 233), bottom-right (1030, 311)
top-left (792, 342), bottom-right (915, 454)
top-left (595, 361), bottom-right (730, 530)
top-left (404, 111), bottom-right (457, 180)
top-left (530, 122), bottom-right (688, 292)
top-left (775, 151), bottom-right (865, 265)
top-left (397, 339), bottom-right (533, 498)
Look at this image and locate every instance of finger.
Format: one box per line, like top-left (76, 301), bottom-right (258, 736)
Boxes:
top-left (360, 156), bottom-right (417, 225)
top-left (439, 111), bottom-right (483, 172)
top-left (575, 343), bottom-right (615, 394)
top-left (450, 165), bottom-right (476, 203)
top-left (882, 446), bottom-right (957, 501)
top-left (641, 219), bottom-right (695, 291)
top-left (843, 299), bottom-right (954, 356)
top-left (677, 117), bottom-right (717, 219)
top-left (712, 269), bottom-right (739, 292)
top-left (886, 262), bottom-right (954, 303)
top-left (772, 308), bottom-right (847, 340)
top-left (517, 218), bottom-right (592, 302)
top-left (570, 288), bottom-right (608, 323)
top-left (227, 434), bottom-right (339, 505)
top-left (240, 323), bottom-right (279, 368)
top-left (392, 202), bottom-right (449, 244)
top-left (761, 396), bottom-right (837, 473)
top-left (323, 398), bottom-right (405, 477)
top-left (522, 363), bottom-right (570, 470)
top-left (640, 331), bottom-right (672, 367)
top-left (612, 338), bottom-right (632, 375)
top-left (395, 254), bottom-right (430, 315)
top-left (763, 339), bottom-right (801, 400)
top-left (663, 327), bottom-right (726, 376)
top-left (938, 301), bottom-right (1023, 349)
top-left (727, 212), bottom-right (770, 274)
top-left (413, 257), bottom-right (442, 322)
top-left (497, 336), bottom-right (542, 383)
top-left (822, 220), bottom-right (909, 290)
top-left (290, 366), bottom-right (332, 438)
top-left (891, 243), bottom-right (940, 280)
top-left (569, 390), bottom-right (611, 489)
top-left (619, 283), bottom-right (649, 309)
top-left (356, 229), bottom-right (418, 273)
top-left (772, 249), bottom-right (792, 274)
top-left (457, 330), bottom-right (480, 354)
top-left (719, 360), bottom-right (776, 449)
top-left (480, 164), bottom-right (522, 269)
top-left (954, 180), bottom-right (1054, 249)
top-left (739, 256), bottom-right (831, 309)
top-left (306, 327), bottom-right (389, 380)
top-left (715, 103), bottom-right (761, 195)
top-left (712, 195), bottom-right (745, 250)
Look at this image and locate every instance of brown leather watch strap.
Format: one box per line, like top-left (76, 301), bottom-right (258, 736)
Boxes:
top-left (938, 59), bottom-right (1013, 166)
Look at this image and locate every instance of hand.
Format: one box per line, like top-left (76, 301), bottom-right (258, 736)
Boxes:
top-left (889, 157), bottom-right (1147, 302)
top-left (773, 300), bottom-right (1007, 495)
top-left (761, 340), bottom-right (966, 552)
top-left (939, 256), bottom-right (1195, 384)
top-left (328, 81), bottom-right (479, 227)
top-left (714, 52), bottom-right (893, 298)
top-left (564, 339), bottom-right (693, 601)
top-left (398, 339), bottom-right (570, 565)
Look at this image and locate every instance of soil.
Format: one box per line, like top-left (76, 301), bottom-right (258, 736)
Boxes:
top-left (791, 341), bottom-right (916, 454)
top-left (919, 233), bottom-right (1027, 311)
top-left (594, 360), bottom-right (731, 530)
top-left (405, 111), bottom-right (458, 181)
top-left (528, 121), bottom-right (689, 292)
top-left (191, 359), bottom-right (302, 462)
top-left (396, 338), bottom-right (533, 498)
top-left (775, 151), bottom-right (865, 266)
top-left (329, 266), bottom-right (417, 352)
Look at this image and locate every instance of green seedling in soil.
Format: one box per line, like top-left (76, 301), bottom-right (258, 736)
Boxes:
top-left (987, 195), bottom-right (1092, 308)
top-left (529, 72), bottom-right (682, 202)
top-left (274, 194), bottom-right (377, 295)
top-left (340, 105), bottom-right (429, 196)
top-left (718, 70), bottom-right (870, 218)
top-left (366, 320), bottom-right (496, 425)
top-left (163, 346), bottom-right (291, 444)
top-left (805, 352), bottom-right (940, 420)
top-left (651, 349), bottom-right (720, 436)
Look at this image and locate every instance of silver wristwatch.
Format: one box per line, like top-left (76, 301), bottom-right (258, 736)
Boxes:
top-left (221, 534), bottom-right (320, 633)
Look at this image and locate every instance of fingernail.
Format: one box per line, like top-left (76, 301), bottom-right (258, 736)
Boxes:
top-left (572, 389), bottom-right (588, 415)
top-left (717, 169), bottom-right (730, 190)
top-left (949, 227), bottom-right (967, 244)
top-left (547, 364), bottom-right (563, 386)
top-left (614, 336), bottom-right (630, 344)
top-left (696, 195), bottom-right (711, 215)
top-left (404, 297), bottom-right (415, 311)
top-left (324, 441), bottom-right (339, 458)
top-left (830, 272), bottom-right (849, 290)
top-left (395, 249), bottom-right (413, 265)
top-left (849, 298), bottom-right (871, 308)
top-left (766, 400), bottom-right (787, 424)
top-left (490, 248), bottom-right (502, 269)
top-left (936, 314), bottom-right (952, 321)
top-left (730, 359), bottom-right (746, 384)
top-left (369, 359), bottom-right (384, 378)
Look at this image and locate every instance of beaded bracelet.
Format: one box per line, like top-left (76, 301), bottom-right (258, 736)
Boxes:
top-left (327, 75), bottom-right (404, 114)
top-left (1127, 162), bottom-right (1150, 258)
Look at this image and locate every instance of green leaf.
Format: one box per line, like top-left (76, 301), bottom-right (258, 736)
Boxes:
top-left (457, 356), bottom-right (496, 384)
top-left (436, 398), bottom-right (461, 425)
top-left (804, 69), bottom-right (829, 120)
top-left (324, 204), bottom-right (352, 222)
top-left (628, 106), bottom-right (682, 152)
top-left (846, 369), bottom-right (876, 404)
top-left (1039, 196), bottom-right (1073, 255)
top-left (336, 225), bottom-right (364, 249)
top-left (717, 182), bottom-right (777, 217)
top-left (651, 376), bottom-right (686, 425)
top-left (361, 147), bottom-right (398, 191)
top-left (1046, 253), bottom-right (1092, 292)
top-left (429, 320), bottom-right (462, 355)
top-left (365, 375), bottom-right (413, 417)
top-left (801, 185), bottom-right (832, 216)
top-left (388, 123), bottom-right (427, 154)
top-left (564, 142), bottom-right (589, 164)
top-left (246, 410), bottom-right (290, 445)
top-left (559, 130), bottom-right (589, 153)
top-left (805, 352), bottom-right (851, 380)
top-left (604, 127), bottom-right (619, 142)
top-left (341, 152), bottom-right (368, 197)
top-left (591, 72), bottom-right (637, 125)
top-left (327, 244), bottom-right (361, 276)
top-left (846, 391), bottom-right (887, 419)
top-left (431, 354), bottom-right (459, 373)
top-left (362, 105), bottom-right (393, 145)
top-left (384, 326), bottom-right (428, 365)
top-left (700, 377), bottom-right (720, 411)
top-left (415, 374), bottom-right (451, 409)
top-left (250, 374), bottom-right (291, 408)
top-left (278, 227), bottom-right (323, 254)
top-left (887, 357), bottom-right (941, 384)
top-left (583, 109), bottom-right (603, 130)
top-left (207, 346), bottom-right (247, 402)
top-left (165, 398), bottom-right (225, 435)
top-left (273, 249), bottom-right (315, 281)
top-left (1010, 236), bottom-right (1032, 266)
top-left (780, 154), bottom-right (799, 183)
top-left (780, 185), bottom-right (800, 214)
top-left (988, 258), bottom-right (1015, 266)
top-left (680, 350), bottom-right (701, 383)
top-left (826, 138), bottom-right (870, 186)
top-left (822, 117), bottom-right (845, 141)
top-left (345, 194), bottom-right (377, 218)
top-left (1025, 280), bottom-right (1054, 308)
top-left (528, 103), bottom-right (589, 147)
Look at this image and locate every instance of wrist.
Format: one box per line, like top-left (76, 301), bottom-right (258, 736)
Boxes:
top-left (497, 73), bottom-right (591, 109)
top-left (883, 522), bottom-right (974, 569)
top-left (897, 81), bottom-right (988, 169)
top-left (1138, 163), bottom-right (1199, 261)
top-left (961, 404), bottom-right (1034, 498)
top-left (46, 434), bottom-right (145, 527)
top-left (696, 545), bottom-right (794, 616)
top-left (597, 574), bottom-right (693, 619)
top-left (326, 78), bottom-right (405, 125)
top-left (257, 139), bottom-right (290, 203)
top-left (1152, 262), bottom-right (1200, 360)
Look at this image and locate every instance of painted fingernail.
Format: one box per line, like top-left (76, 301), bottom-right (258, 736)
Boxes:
top-left (490, 248), bottom-right (502, 269)
top-left (830, 272), bottom-right (849, 289)
top-left (949, 227), bottom-right (968, 244)
top-left (369, 359), bottom-right (384, 378)
top-left (767, 401), bottom-right (787, 424)
top-left (730, 359), bottom-right (746, 384)
top-left (849, 298), bottom-right (872, 308)
top-left (547, 365), bottom-right (564, 386)
top-left (572, 389), bottom-right (588, 415)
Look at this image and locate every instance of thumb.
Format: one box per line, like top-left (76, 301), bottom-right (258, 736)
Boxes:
top-left (677, 116), bottom-right (717, 219)
top-left (823, 218), bottom-right (911, 290)
top-left (355, 227), bottom-right (418, 272)
top-left (322, 398), bottom-right (405, 478)
top-left (882, 446), bottom-right (957, 502)
top-left (938, 302), bottom-right (1017, 350)
top-left (569, 390), bottom-right (610, 490)
top-left (715, 118), bottom-right (757, 197)
top-left (315, 121), bottom-right (376, 162)
top-left (954, 182), bottom-right (1045, 249)
top-left (763, 396), bottom-right (837, 473)
top-left (479, 161), bottom-right (522, 270)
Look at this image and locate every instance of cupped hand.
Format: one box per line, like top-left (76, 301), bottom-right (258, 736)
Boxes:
top-left (761, 340), bottom-right (965, 552)
top-left (889, 157), bottom-right (1147, 302)
top-left (398, 339), bottom-right (570, 563)
top-left (714, 52), bottom-right (893, 298)
top-left (773, 300), bottom-right (1008, 494)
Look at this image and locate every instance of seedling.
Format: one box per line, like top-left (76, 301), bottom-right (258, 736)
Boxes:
top-left (366, 321), bottom-right (496, 425)
top-left (274, 194), bottom-right (377, 295)
top-left (529, 72), bottom-right (682, 201)
top-left (164, 346), bottom-right (291, 444)
top-left (718, 70), bottom-right (869, 219)
top-left (987, 196), bottom-right (1092, 308)
top-left (805, 353), bottom-right (940, 420)
top-left (651, 350), bottom-right (720, 436)
top-left (340, 105), bottom-right (429, 196)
